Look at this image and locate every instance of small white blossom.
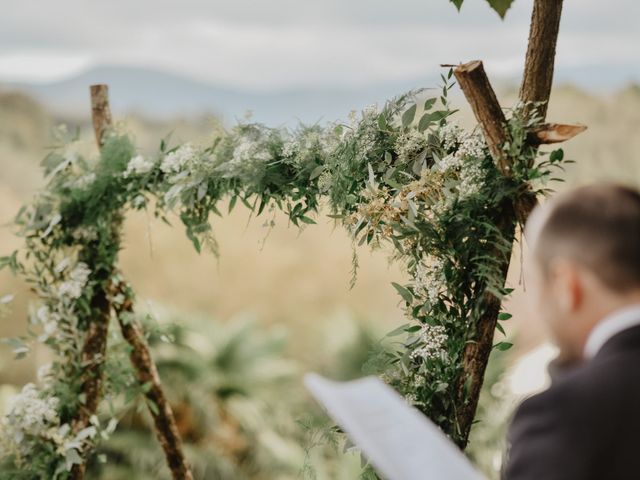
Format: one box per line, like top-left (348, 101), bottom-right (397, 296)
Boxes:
top-left (58, 262), bottom-right (91, 300)
top-left (282, 139), bottom-right (298, 158)
top-left (317, 170), bottom-right (332, 193)
top-left (217, 136), bottom-right (271, 181)
top-left (160, 144), bottom-right (198, 174)
top-left (457, 133), bottom-right (485, 160)
top-left (458, 161), bottom-right (485, 199)
top-left (410, 324), bottom-right (448, 362)
top-left (0, 383), bottom-right (82, 466)
top-left (34, 305), bottom-right (61, 342)
top-left (1, 384), bottom-right (60, 448)
top-left (439, 123), bottom-right (485, 159)
top-left (412, 257), bottom-right (446, 304)
top-left (124, 154), bottom-right (155, 177)
top-left (395, 130), bottom-right (428, 164)
top-left (434, 153), bottom-right (462, 173)
top-left (434, 124), bottom-right (487, 199)
top-left (232, 138), bottom-right (270, 166)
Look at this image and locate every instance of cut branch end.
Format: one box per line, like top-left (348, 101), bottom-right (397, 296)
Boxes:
top-left (528, 123), bottom-right (587, 145)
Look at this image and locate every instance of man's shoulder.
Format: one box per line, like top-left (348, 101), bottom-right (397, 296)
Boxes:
top-left (515, 348), bottom-right (640, 425)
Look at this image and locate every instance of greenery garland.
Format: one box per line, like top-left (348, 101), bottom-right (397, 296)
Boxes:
top-left (0, 73), bottom-right (568, 477)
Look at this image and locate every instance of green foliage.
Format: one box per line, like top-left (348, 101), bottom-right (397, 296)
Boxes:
top-left (0, 71), bottom-right (570, 477)
top-left (450, 0), bottom-right (516, 18)
top-left (88, 312), bottom-right (311, 479)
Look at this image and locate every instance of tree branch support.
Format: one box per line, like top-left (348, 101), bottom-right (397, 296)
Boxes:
top-left (450, 0), bottom-right (577, 448)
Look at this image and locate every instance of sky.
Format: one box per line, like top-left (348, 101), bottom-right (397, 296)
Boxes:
top-left (0, 0), bottom-right (638, 92)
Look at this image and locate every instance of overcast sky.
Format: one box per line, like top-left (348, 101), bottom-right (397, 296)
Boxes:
top-left (1, 0), bottom-right (638, 92)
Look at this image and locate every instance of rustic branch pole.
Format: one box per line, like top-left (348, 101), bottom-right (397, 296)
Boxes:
top-left (70, 84), bottom-right (193, 479)
top-left (113, 281), bottom-right (194, 480)
top-left (453, 62), bottom-right (516, 447)
top-left (70, 84), bottom-right (117, 480)
top-left (89, 85), bottom-right (113, 147)
top-left (520, 0), bottom-right (564, 119)
top-left (451, 0), bottom-right (567, 448)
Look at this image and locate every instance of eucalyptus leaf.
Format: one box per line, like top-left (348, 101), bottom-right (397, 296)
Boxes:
top-left (402, 104), bottom-right (417, 127)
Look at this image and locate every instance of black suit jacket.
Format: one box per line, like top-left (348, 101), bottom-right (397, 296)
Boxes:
top-left (504, 324), bottom-right (640, 480)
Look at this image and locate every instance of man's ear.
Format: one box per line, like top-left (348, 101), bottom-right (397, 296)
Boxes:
top-left (548, 258), bottom-right (583, 313)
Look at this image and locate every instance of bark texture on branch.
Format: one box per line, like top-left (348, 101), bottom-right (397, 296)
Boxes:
top-left (70, 84), bottom-right (117, 480)
top-left (454, 61), bottom-right (510, 172)
top-left (452, 61), bottom-right (517, 447)
top-left (90, 85), bottom-right (113, 147)
top-left (520, 0), bottom-right (564, 119)
top-left (72, 84), bottom-right (192, 479)
top-left (113, 282), bottom-right (194, 480)
top-left (450, 0), bottom-right (566, 449)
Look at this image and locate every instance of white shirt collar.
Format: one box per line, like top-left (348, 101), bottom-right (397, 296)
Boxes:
top-left (584, 304), bottom-right (640, 359)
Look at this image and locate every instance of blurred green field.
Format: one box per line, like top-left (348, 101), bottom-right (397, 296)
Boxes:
top-left (1, 84), bottom-right (640, 478)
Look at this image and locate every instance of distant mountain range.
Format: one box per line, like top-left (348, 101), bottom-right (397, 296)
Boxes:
top-left (3, 63), bottom-right (637, 126)
top-left (2, 65), bottom-right (441, 126)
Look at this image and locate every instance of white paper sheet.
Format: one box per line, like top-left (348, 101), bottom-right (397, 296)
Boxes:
top-left (304, 373), bottom-right (485, 480)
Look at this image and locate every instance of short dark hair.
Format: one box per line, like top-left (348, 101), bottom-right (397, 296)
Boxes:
top-left (534, 184), bottom-right (640, 292)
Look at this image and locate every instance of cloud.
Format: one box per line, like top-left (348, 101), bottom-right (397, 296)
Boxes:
top-left (0, 0), bottom-right (638, 90)
top-left (0, 52), bottom-right (92, 83)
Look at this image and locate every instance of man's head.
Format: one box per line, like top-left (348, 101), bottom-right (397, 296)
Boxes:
top-left (525, 184), bottom-right (640, 362)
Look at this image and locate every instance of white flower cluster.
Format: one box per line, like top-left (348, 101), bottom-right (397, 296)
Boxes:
top-left (160, 144), bottom-right (199, 174)
top-left (30, 260), bottom-right (91, 344)
top-left (412, 257), bottom-right (446, 305)
top-left (124, 154), bottom-right (155, 178)
top-left (0, 384), bottom-right (63, 455)
top-left (281, 139), bottom-right (298, 158)
top-left (317, 170), bottom-right (333, 193)
top-left (346, 104), bottom-right (379, 163)
top-left (217, 136), bottom-right (271, 183)
top-left (160, 144), bottom-right (215, 209)
top-left (280, 129), bottom-right (330, 169)
top-left (0, 383), bottom-right (100, 470)
top-left (439, 123), bottom-right (463, 151)
top-left (405, 393), bottom-right (418, 406)
top-left (58, 262), bottom-right (91, 300)
top-left (36, 305), bottom-right (60, 342)
top-left (435, 124), bottom-right (487, 199)
top-left (456, 133), bottom-right (485, 160)
top-left (458, 161), bottom-right (486, 199)
top-left (410, 324), bottom-right (448, 362)
top-left (395, 130), bottom-right (428, 164)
